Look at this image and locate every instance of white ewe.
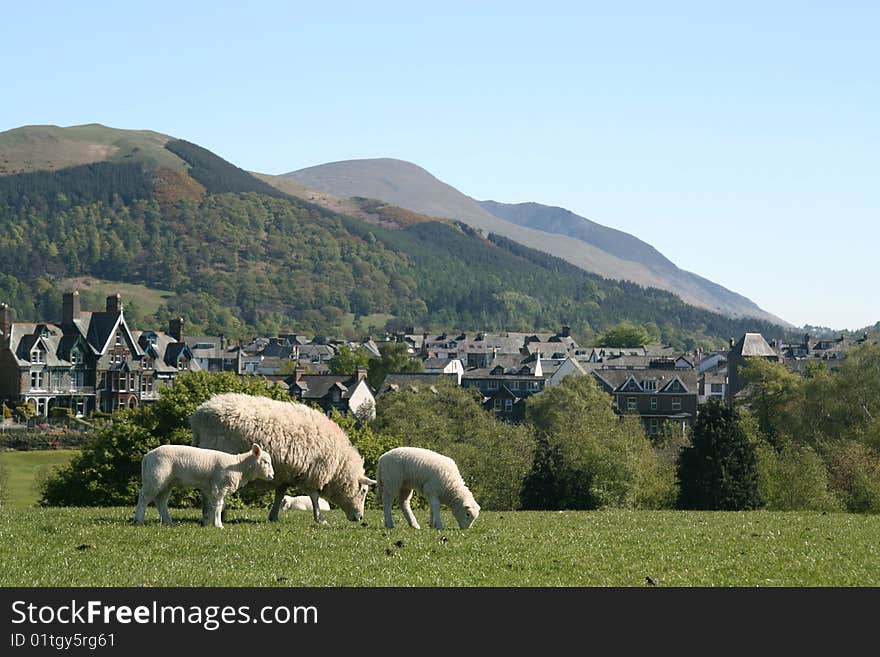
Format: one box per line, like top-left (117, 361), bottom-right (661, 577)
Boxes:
top-left (376, 446), bottom-right (481, 530)
top-left (281, 495), bottom-right (331, 511)
top-left (189, 393), bottom-right (375, 524)
top-left (133, 443), bottom-right (274, 528)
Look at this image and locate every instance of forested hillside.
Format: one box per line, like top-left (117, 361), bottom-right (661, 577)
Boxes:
top-left (0, 143), bottom-right (790, 348)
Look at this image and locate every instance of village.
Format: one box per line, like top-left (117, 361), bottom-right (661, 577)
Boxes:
top-left (0, 290), bottom-right (869, 437)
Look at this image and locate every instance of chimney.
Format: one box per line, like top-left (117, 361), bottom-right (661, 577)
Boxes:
top-left (63, 290), bottom-right (81, 325)
top-left (560, 325), bottom-right (571, 338)
top-left (106, 293), bottom-right (122, 313)
top-left (169, 317), bottom-right (184, 343)
top-left (0, 303), bottom-right (10, 345)
top-left (729, 337), bottom-right (735, 348)
top-left (355, 365), bottom-right (367, 381)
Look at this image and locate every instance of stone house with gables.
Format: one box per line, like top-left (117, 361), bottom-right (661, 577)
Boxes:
top-left (285, 366), bottom-right (376, 420)
top-left (461, 352), bottom-right (546, 421)
top-left (591, 363), bottom-right (699, 436)
top-left (0, 291), bottom-right (197, 416)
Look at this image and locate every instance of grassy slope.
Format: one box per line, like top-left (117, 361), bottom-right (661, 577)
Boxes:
top-left (0, 507), bottom-right (877, 586)
top-left (0, 450), bottom-right (79, 507)
top-left (0, 124), bottom-right (186, 175)
top-left (58, 278), bottom-right (173, 317)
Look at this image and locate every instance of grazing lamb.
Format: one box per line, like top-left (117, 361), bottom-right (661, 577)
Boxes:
top-left (281, 495), bottom-right (331, 512)
top-left (189, 393), bottom-right (375, 524)
top-left (133, 443), bottom-right (274, 528)
top-left (376, 446), bottom-right (481, 530)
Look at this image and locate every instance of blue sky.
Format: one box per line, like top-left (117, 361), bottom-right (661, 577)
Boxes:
top-left (2, 1), bottom-right (877, 330)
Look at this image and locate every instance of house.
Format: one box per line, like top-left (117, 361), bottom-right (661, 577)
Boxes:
top-left (184, 335), bottom-right (242, 373)
top-left (134, 319), bottom-right (200, 401)
top-left (461, 353), bottom-right (546, 421)
top-left (726, 333), bottom-right (781, 400)
top-left (541, 355), bottom-right (589, 387)
top-left (285, 366), bottom-right (376, 419)
top-left (0, 291), bottom-right (198, 417)
top-left (422, 356), bottom-right (464, 384)
top-left (591, 364), bottom-right (699, 436)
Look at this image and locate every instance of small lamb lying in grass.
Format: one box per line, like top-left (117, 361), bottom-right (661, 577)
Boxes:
top-left (376, 446), bottom-right (480, 530)
top-left (133, 443), bottom-right (274, 528)
top-left (281, 495), bottom-right (331, 512)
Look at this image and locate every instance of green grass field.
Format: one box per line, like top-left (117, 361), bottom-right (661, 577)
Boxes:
top-left (0, 450), bottom-right (79, 507)
top-left (0, 506), bottom-right (877, 587)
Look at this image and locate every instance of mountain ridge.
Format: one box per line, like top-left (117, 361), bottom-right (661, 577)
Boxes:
top-left (285, 157), bottom-right (789, 326)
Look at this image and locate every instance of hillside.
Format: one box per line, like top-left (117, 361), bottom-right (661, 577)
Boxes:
top-left (0, 124), bottom-right (185, 175)
top-left (285, 158), bottom-right (788, 325)
top-left (0, 124), bottom-right (790, 347)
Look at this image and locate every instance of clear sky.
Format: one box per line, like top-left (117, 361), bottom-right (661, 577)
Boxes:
top-left (2, 1), bottom-right (877, 330)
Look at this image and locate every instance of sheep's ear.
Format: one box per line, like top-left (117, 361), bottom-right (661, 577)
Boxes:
top-left (360, 476), bottom-right (377, 487)
top-left (251, 444), bottom-right (261, 456)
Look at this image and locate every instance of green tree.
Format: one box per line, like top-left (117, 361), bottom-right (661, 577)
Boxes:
top-left (523, 375), bottom-right (676, 510)
top-left (367, 342), bottom-right (423, 389)
top-left (756, 440), bottom-right (841, 511)
top-left (329, 344), bottom-right (371, 375)
top-left (373, 380), bottom-right (534, 510)
top-left (677, 399), bottom-right (762, 510)
top-left (596, 321), bottom-right (651, 348)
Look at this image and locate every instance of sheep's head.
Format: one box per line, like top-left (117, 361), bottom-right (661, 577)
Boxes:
top-left (453, 499), bottom-right (481, 529)
top-left (329, 475), bottom-right (376, 521)
top-left (250, 444), bottom-right (275, 482)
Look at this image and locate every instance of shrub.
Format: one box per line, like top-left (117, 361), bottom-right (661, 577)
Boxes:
top-left (756, 441), bottom-right (841, 511)
top-left (826, 440), bottom-right (880, 513)
top-left (523, 375), bottom-right (676, 510)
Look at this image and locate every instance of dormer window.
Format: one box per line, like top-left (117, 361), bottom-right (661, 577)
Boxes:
top-left (70, 350), bottom-right (82, 365)
top-left (115, 332), bottom-right (122, 347)
top-left (643, 380), bottom-right (657, 391)
top-left (31, 348), bottom-right (45, 364)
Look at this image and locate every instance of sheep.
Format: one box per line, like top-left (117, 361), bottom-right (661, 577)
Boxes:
top-left (281, 495), bottom-right (331, 512)
top-left (133, 443), bottom-right (274, 528)
top-left (189, 392), bottom-right (376, 524)
top-left (376, 446), bottom-right (481, 530)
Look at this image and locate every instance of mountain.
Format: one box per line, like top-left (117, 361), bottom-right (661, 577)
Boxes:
top-left (285, 158), bottom-right (788, 326)
top-left (0, 123), bottom-right (791, 348)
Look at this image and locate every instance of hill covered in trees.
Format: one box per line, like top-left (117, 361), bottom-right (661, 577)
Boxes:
top-left (0, 133), bottom-right (791, 348)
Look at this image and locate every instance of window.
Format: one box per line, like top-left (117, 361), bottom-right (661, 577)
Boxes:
top-left (141, 377), bottom-right (153, 395)
top-left (487, 380), bottom-right (498, 391)
top-left (71, 370), bottom-right (84, 389)
top-left (529, 381), bottom-right (540, 391)
top-left (75, 398), bottom-right (86, 417)
top-left (30, 371), bottom-right (44, 389)
top-left (115, 332), bottom-right (122, 347)
top-left (51, 371), bottom-right (63, 390)
top-left (649, 419), bottom-right (660, 435)
top-left (672, 397), bottom-right (682, 411)
top-left (504, 399), bottom-right (513, 413)
top-left (31, 349), bottom-right (45, 364)
top-left (650, 397), bottom-right (658, 410)
top-left (511, 381), bottom-right (520, 390)
top-left (710, 383), bottom-right (723, 394)
top-left (70, 350), bottom-right (82, 365)
top-left (493, 398), bottom-right (502, 411)
top-left (627, 396), bottom-right (637, 411)
top-left (643, 380), bottom-right (657, 391)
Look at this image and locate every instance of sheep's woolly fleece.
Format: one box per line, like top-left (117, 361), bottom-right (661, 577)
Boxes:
top-left (189, 393), bottom-right (368, 506)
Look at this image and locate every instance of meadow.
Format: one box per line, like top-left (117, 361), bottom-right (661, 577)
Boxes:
top-left (0, 449), bottom-right (79, 507)
top-left (1, 506), bottom-right (877, 587)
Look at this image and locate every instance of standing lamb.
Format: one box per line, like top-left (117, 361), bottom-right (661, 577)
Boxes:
top-left (189, 393), bottom-right (375, 524)
top-left (133, 443), bottom-right (274, 528)
top-left (281, 495), bottom-right (331, 512)
top-left (376, 446), bottom-right (481, 530)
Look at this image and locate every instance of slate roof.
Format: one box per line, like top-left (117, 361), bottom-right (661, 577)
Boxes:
top-left (732, 333), bottom-right (778, 358)
top-left (287, 373), bottom-right (370, 400)
top-left (378, 372), bottom-right (457, 396)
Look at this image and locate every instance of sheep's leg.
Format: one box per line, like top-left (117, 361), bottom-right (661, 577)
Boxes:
top-left (399, 489), bottom-right (420, 529)
top-left (310, 491), bottom-right (328, 525)
top-left (212, 491), bottom-right (225, 529)
top-left (199, 489), bottom-right (212, 526)
top-left (428, 495), bottom-right (443, 530)
top-left (382, 486), bottom-right (395, 528)
top-left (133, 486), bottom-right (153, 524)
top-left (269, 485), bottom-right (287, 522)
top-left (155, 488), bottom-right (173, 525)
